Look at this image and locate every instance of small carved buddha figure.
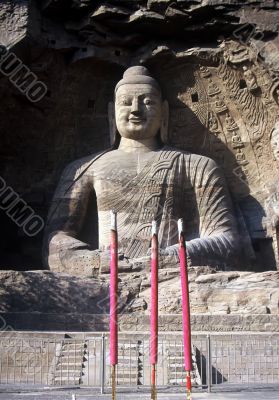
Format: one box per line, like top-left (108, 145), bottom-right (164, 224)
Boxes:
top-left (263, 91), bottom-right (273, 106)
top-left (43, 66), bottom-right (239, 276)
top-left (229, 44), bottom-right (250, 64)
top-left (236, 148), bottom-right (248, 166)
top-left (219, 41), bottom-right (229, 63)
top-left (200, 65), bottom-right (211, 78)
top-left (215, 96), bottom-right (227, 113)
top-left (208, 79), bottom-right (221, 96)
top-left (231, 131), bottom-right (244, 149)
top-left (243, 66), bottom-right (258, 91)
top-left (208, 112), bottom-right (219, 134)
top-left (225, 113), bottom-right (238, 132)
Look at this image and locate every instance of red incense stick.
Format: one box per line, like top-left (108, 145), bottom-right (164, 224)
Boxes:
top-left (150, 220), bottom-right (158, 400)
top-left (110, 210), bottom-right (118, 400)
top-left (178, 218), bottom-right (192, 400)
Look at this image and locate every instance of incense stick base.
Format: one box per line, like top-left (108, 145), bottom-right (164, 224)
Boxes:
top-left (151, 364), bottom-right (157, 400)
top-left (111, 365), bottom-right (116, 400)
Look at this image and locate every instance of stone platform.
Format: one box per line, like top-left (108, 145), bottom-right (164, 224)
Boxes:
top-left (0, 269), bottom-right (278, 332)
top-left (0, 312), bottom-right (278, 332)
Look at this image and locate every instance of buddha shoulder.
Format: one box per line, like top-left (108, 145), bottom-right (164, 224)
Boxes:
top-left (163, 146), bottom-right (220, 170)
top-left (60, 151), bottom-right (105, 181)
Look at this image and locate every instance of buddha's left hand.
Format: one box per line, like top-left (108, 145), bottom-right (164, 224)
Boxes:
top-left (132, 246), bottom-right (179, 269)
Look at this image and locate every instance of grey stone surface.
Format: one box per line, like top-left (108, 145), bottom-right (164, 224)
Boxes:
top-left (0, 268), bottom-right (278, 330)
top-left (1, 311), bottom-right (279, 332)
top-left (0, 388), bottom-right (279, 400)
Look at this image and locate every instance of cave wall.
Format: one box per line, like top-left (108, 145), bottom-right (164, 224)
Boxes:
top-left (0, 0), bottom-right (279, 270)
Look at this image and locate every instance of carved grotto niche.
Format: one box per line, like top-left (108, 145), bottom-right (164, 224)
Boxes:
top-left (154, 39), bottom-right (279, 269)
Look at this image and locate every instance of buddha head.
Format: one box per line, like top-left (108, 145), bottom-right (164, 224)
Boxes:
top-left (108, 66), bottom-right (169, 145)
top-left (271, 121), bottom-right (279, 162)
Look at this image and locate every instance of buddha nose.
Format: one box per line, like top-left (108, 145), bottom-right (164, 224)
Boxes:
top-left (131, 96), bottom-right (140, 114)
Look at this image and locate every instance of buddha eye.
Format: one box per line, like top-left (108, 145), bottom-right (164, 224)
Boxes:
top-left (143, 98), bottom-right (153, 105)
top-left (117, 97), bottom-right (131, 106)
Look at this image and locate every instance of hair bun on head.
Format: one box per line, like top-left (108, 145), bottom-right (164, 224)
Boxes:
top-left (115, 65), bottom-right (161, 94)
top-left (123, 66), bottom-right (150, 78)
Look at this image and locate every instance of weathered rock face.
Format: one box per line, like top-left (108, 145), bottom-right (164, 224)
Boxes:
top-left (0, 270), bottom-right (138, 315)
top-left (0, 0), bottom-right (279, 273)
top-left (139, 269), bottom-right (279, 315)
top-left (36, 0), bottom-right (279, 60)
top-left (0, 268), bottom-right (277, 320)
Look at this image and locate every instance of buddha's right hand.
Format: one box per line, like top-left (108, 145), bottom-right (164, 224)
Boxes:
top-left (99, 250), bottom-right (133, 275)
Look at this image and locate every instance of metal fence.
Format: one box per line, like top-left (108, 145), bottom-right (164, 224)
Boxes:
top-left (0, 333), bottom-right (278, 392)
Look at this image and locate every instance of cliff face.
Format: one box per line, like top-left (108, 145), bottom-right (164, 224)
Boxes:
top-left (3, 1), bottom-right (278, 68)
top-left (0, 0), bottom-right (279, 270)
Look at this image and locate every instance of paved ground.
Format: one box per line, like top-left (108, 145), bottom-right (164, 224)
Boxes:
top-left (0, 388), bottom-right (279, 400)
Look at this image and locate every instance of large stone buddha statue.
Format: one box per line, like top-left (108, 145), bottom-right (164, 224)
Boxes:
top-left (43, 66), bottom-right (239, 276)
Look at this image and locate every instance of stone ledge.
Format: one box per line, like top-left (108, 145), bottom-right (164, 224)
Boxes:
top-left (0, 270), bottom-right (278, 317)
top-left (0, 312), bottom-right (278, 332)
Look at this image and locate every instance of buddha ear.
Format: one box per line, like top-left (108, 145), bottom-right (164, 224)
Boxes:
top-left (160, 100), bottom-right (169, 144)
top-left (108, 101), bottom-right (117, 146)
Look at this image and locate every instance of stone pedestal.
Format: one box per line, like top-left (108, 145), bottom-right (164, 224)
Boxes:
top-left (0, 269), bottom-right (278, 332)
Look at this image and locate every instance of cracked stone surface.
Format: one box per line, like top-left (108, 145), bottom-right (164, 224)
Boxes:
top-left (0, 268), bottom-right (277, 318)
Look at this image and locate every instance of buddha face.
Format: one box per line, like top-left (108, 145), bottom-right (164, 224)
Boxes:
top-left (271, 125), bottom-right (279, 161)
top-left (115, 83), bottom-right (162, 140)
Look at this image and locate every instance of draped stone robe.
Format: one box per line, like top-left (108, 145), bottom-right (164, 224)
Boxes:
top-left (43, 146), bottom-right (239, 274)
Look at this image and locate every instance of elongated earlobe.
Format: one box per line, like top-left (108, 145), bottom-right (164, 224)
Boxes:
top-left (108, 102), bottom-right (117, 146)
top-left (160, 100), bottom-right (169, 144)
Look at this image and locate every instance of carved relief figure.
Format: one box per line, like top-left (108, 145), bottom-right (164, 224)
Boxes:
top-left (207, 79), bottom-right (221, 96)
top-left (263, 91), bottom-right (273, 106)
top-left (225, 113), bottom-right (238, 131)
top-left (220, 40), bottom-right (251, 64)
top-left (236, 148), bottom-right (248, 166)
top-left (243, 66), bottom-right (258, 91)
top-left (200, 66), bottom-right (211, 78)
top-left (215, 96), bottom-right (228, 113)
top-left (43, 66), bottom-right (239, 276)
top-left (231, 131), bottom-right (244, 149)
top-left (208, 112), bottom-right (219, 134)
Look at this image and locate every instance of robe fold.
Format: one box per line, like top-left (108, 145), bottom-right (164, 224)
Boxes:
top-left (43, 147), bottom-right (239, 272)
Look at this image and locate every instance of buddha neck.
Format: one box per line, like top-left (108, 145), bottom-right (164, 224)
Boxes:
top-left (118, 137), bottom-right (161, 153)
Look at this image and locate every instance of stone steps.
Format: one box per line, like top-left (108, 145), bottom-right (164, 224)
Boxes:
top-left (56, 362), bottom-right (84, 367)
top-left (109, 341), bottom-right (142, 386)
top-left (167, 345), bottom-right (201, 386)
top-left (51, 337), bottom-right (201, 387)
top-left (53, 376), bottom-right (81, 384)
top-left (60, 348), bottom-right (85, 353)
top-left (52, 339), bottom-right (87, 386)
top-left (58, 356), bottom-right (86, 362)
